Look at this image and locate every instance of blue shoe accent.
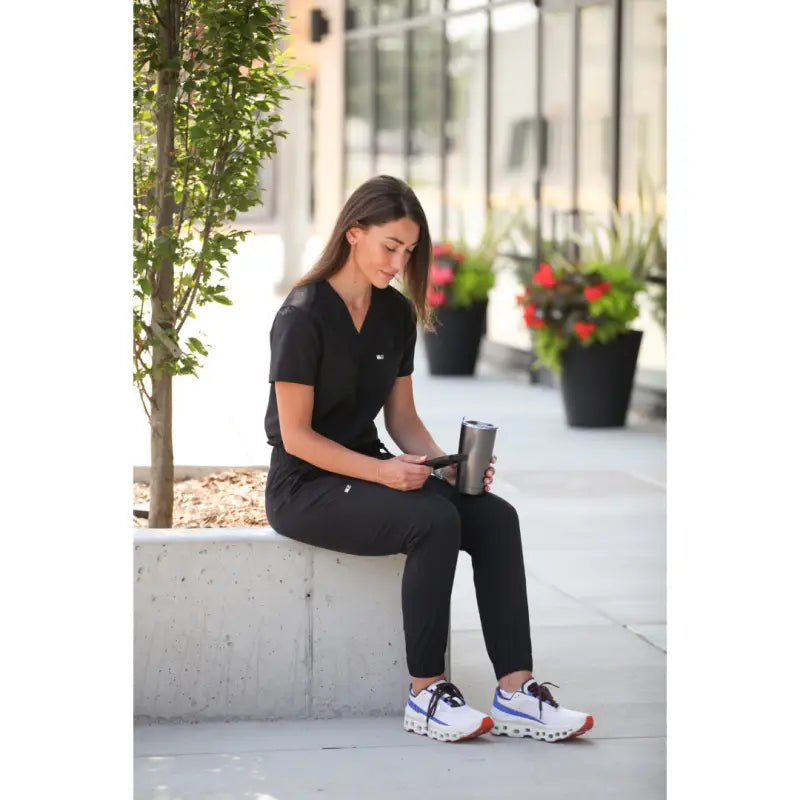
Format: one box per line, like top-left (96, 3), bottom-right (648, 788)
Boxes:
top-left (407, 697), bottom-right (449, 726)
top-left (492, 695), bottom-right (544, 724)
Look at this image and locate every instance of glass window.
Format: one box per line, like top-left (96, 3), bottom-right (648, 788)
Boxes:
top-left (346, 0), bottom-right (373, 29)
top-left (540, 9), bottom-right (573, 245)
top-left (490, 2), bottom-right (537, 232)
top-left (445, 12), bottom-right (488, 245)
top-left (412, 0), bottom-right (445, 15)
top-left (376, 0), bottom-right (406, 24)
top-left (409, 26), bottom-right (444, 240)
top-left (619, 0), bottom-right (666, 215)
top-left (345, 40), bottom-right (373, 197)
top-left (577, 2), bottom-right (612, 216)
top-left (375, 35), bottom-right (407, 179)
top-left (448, 0), bottom-right (486, 12)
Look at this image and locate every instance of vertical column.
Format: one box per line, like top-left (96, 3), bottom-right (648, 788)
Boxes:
top-left (610, 0), bottom-right (622, 210)
top-left (534, 0), bottom-right (544, 267)
top-left (277, 0), bottom-right (345, 291)
top-left (276, 82), bottom-right (313, 291)
top-left (569, 3), bottom-right (580, 259)
top-left (315, 1), bottom-right (346, 248)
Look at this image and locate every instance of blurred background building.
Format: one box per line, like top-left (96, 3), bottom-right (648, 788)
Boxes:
top-left (240, 0), bottom-right (666, 379)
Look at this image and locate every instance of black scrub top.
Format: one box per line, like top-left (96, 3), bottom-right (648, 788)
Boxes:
top-left (264, 279), bottom-right (417, 493)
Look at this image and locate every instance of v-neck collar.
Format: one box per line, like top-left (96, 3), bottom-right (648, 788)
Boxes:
top-left (323, 279), bottom-right (375, 336)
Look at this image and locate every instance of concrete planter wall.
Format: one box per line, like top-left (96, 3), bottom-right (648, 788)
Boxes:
top-left (134, 527), bottom-right (420, 722)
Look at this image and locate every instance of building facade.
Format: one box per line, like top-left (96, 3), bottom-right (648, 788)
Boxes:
top-left (271, 0), bottom-right (666, 371)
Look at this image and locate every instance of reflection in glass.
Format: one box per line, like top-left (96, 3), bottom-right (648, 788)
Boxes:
top-left (447, 0), bottom-right (485, 13)
top-left (578, 3), bottom-right (612, 216)
top-left (345, 40), bottom-right (372, 197)
top-left (376, 35), bottom-right (406, 178)
top-left (412, 0), bottom-right (445, 15)
top-left (445, 12), bottom-right (488, 246)
top-left (376, 0), bottom-right (406, 24)
top-left (540, 11), bottom-right (573, 245)
top-left (345, 0), bottom-right (372, 28)
top-left (409, 26), bottom-right (444, 240)
top-left (490, 2), bottom-right (537, 237)
top-left (620, 0), bottom-right (666, 215)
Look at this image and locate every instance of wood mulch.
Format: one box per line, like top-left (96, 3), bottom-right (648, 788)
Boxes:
top-left (134, 468), bottom-right (269, 528)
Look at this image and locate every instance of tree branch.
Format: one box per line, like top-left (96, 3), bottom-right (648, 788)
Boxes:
top-left (175, 271), bottom-right (202, 334)
top-left (178, 0), bottom-right (191, 44)
top-left (174, 216), bottom-right (214, 332)
top-left (174, 118), bottom-right (233, 330)
top-left (175, 126), bottom-right (192, 235)
top-left (136, 376), bottom-right (153, 422)
top-left (147, 0), bottom-right (167, 31)
top-left (133, 324), bottom-right (149, 361)
top-left (135, 340), bottom-right (151, 375)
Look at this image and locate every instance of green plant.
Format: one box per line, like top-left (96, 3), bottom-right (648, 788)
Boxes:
top-left (492, 207), bottom-right (574, 290)
top-left (133, 0), bottom-right (292, 526)
top-left (426, 241), bottom-right (495, 309)
top-left (425, 214), bottom-right (517, 309)
top-left (575, 170), bottom-right (666, 331)
top-left (516, 260), bottom-right (643, 374)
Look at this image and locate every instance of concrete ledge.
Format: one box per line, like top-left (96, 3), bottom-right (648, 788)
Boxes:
top-left (134, 527), bottom-right (413, 722)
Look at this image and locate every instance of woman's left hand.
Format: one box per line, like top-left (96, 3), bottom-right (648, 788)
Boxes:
top-left (442, 455), bottom-right (497, 493)
top-left (482, 455), bottom-right (497, 493)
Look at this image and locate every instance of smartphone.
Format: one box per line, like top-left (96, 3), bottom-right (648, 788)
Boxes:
top-left (421, 453), bottom-right (468, 469)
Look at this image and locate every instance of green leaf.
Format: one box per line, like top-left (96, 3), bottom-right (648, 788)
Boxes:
top-left (186, 337), bottom-right (208, 356)
top-left (134, 0), bottom-right (291, 390)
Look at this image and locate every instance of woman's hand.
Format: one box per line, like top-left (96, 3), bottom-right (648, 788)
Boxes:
top-left (441, 455), bottom-right (497, 492)
top-left (376, 454), bottom-right (432, 491)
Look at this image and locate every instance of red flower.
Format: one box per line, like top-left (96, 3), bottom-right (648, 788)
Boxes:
top-left (523, 303), bottom-right (536, 327)
top-left (522, 303), bottom-right (545, 329)
top-left (573, 321), bottom-right (597, 341)
top-left (432, 244), bottom-right (444, 257)
top-left (454, 252), bottom-right (465, 264)
top-left (532, 262), bottom-right (557, 288)
top-left (584, 281), bottom-right (612, 302)
top-left (430, 264), bottom-right (455, 286)
top-left (427, 287), bottom-right (447, 307)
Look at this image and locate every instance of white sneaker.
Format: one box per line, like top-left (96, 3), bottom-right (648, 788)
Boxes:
top-left (490, 678), bottom-right (594, 742)
top-left (404, 680), bottom-right (493, 742)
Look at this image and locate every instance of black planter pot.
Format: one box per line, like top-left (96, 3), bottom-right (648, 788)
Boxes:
top-left (560, 329), bottom-right (643, 428)
top-left (423, 301), bottom-right (488, 376)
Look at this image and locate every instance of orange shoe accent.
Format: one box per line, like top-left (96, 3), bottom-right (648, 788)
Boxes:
top-left (454, 716), bottom-right (494, 742)
top-left (564, 715), bottom-right (594, 740)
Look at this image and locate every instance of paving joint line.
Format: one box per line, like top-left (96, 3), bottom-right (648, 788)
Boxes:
top-left (134, 732), bottom-right (667, 759)
top-left (625, 471), bottom-right (667, 491)
top-left (525, 570), bottom-right (667, 654)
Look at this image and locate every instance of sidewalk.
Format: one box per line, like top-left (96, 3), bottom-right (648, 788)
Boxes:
top-left (134, 234), bottom-right (666, 799)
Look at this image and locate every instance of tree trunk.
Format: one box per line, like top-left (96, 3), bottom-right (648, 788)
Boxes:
top-left (149, 0), bottom-right (179, 528)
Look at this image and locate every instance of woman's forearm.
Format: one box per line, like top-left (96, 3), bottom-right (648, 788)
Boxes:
top-left (387, 414), bottom-right (445, 459)
top-left (283, 429), bottom-right (382, 483)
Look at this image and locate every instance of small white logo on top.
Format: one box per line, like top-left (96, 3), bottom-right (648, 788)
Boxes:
top-left (376, 354), bottom-right (385, 360)
top-left (344, 484), bottom-right (352, 493)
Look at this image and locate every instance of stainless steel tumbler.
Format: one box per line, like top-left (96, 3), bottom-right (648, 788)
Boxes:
top-left (456, 419), bottom-right (498, 495)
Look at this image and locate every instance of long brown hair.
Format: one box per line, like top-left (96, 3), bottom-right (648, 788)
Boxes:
top-left (297, 175), bottom-right (432, 326)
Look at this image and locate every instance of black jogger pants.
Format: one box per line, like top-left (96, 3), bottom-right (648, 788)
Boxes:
top-left (266, 465), bottom-right (533, 679)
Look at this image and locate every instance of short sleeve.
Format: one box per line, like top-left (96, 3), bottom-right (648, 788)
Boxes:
top-left (268, 306), bottom-right (321, 385)
top-left (397, 301), bottom-right (417, 377)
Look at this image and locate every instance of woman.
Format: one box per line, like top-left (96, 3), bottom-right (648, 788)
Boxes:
top-left (264, 175), bottom-right (593, 743)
